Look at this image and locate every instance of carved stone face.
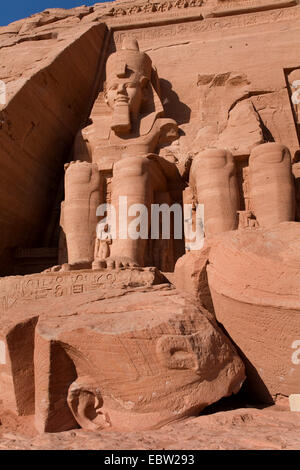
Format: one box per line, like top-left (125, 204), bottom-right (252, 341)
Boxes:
top-left (33, 289), bottom-right (245, 433)
top-left (105, 77), bottom-right (145, 118)
top-left (65, 321), bottom-right (243, 431)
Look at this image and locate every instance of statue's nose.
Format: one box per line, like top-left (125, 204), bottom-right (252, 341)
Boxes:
top-left (117, 83), bottom-right (126, 94)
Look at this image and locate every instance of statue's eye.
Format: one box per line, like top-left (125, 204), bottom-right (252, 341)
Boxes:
top-left (125, 83), bottom-right (136, 89)
top-left (109, 85), bottom-right (118, 90)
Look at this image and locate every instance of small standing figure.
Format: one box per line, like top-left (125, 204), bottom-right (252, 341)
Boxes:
top-left (238, 210), bottom-right (258, 230)
top-left (288, 69), bottom-right (300, 126)
top-left (92, 224), bottom-right (112, 270)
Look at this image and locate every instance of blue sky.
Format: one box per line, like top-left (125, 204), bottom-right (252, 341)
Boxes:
top-left (0, 1), bottom-right (114, 26)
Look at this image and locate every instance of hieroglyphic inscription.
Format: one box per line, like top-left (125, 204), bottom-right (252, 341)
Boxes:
top-left (104, 0), bottom-right (295, 18)
top-left (106, 0), bottom-right (203, 18)
top-left (114, 6), bottom-right (300, 45)
top-left (0, 268), bottom-right (160, 311)
top-left (214, 0), bottom-right (296, 9)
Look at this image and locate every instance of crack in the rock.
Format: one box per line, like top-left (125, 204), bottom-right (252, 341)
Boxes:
top-left (144, 41), bottom-right (190, 53)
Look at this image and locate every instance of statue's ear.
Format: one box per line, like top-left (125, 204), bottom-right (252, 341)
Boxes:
top-left (67, 376), bottom-right (111, 431)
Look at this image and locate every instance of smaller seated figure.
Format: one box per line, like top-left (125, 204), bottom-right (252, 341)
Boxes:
top-left (288, 69), bottom-right (300, 127)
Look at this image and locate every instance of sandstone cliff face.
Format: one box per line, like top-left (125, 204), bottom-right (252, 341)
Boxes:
top-left (0, 11), bottom-right (107, 275)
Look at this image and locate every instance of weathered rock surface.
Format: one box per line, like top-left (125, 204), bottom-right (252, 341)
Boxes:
top-left (0, 20), bottom-right (106, 274)
top-left (173, 248), bottom-right (214, 313)
top-left (207, 222), bottom-right (300, 401)
top-left (0, 279), bottom-right (245, 432)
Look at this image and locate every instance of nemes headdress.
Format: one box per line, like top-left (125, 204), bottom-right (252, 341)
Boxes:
top-left (106, 39), bottom-right (152, 84)
top-left (104, 38), bottom-right (164, 135)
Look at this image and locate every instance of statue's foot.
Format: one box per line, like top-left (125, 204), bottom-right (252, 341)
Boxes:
top-left (43, 264), bottom-right (66, 273)
top-left (92, 256), bottom-right (139, 270)
top-left (44, 260), bottom-right (92, 273)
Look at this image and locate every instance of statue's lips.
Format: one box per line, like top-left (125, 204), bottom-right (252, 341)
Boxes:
top-left (114, 97), bottom-right (129, 104)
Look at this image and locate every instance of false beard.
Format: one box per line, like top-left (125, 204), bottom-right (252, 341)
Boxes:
top-left (111, 103), bottom-right (131, 134)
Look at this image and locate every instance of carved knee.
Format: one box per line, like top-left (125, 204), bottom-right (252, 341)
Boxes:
top-left (113, 157), bottom-right (150, 179)
top-left (65, 161), bottom-right (100, 197)
top-left (249, 143), bottom-right (295, 226)
top-left (190, 148), bottom-right (239, 236)
top-left (190, 148), bottom-right (234, 188)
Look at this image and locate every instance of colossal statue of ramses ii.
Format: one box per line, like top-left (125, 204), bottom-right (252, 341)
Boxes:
top-left (60, 38), bottom-right (296, 274)
top-left (61, 38), bottom-right (182, 271)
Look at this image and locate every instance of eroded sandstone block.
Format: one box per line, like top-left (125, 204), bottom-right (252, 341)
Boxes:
top-left (173, 247), bottom-right (214, 314)
top-left (0, 272), bottom-right (245, 432)
top-left (33, 286), bottom-right (245, 432)
top-left (0, 267), bottom-right (167, 312)
top-left (0, 316), bottom-right (38, 416)
top-left (207, 222), bottom-right (300, 401)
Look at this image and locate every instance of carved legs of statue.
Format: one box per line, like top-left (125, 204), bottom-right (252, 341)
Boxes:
top-left (60, 145), bottom-right (296, 270)
top-left (189, 149), bottom-right (240, 237)
top-left (60, 157), bottom-right (168, 270)
top-left (109, 156), bottom-right (168, 267)
top-left (188, 144), bottom-right (296, 239)
top-left (249, 143), bottom-right (296, 227)
top-left (62, 161), bottom-right (100, 267)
